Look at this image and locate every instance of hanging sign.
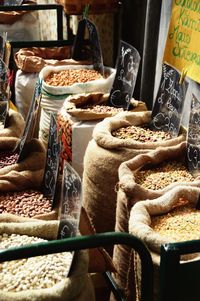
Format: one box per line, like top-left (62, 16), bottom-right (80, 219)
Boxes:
top-left (72, 17), bottom-right (104, 74)
top-left (164, 0), bottom-right (200, 83)
top-left (107, 40), bottom-right (140, 110)
top-left (150, 63), bottom-right (188, 137)
top-left (41, 114), bottom-right (60, 204)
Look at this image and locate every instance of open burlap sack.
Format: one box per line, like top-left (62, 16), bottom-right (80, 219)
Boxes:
top-left (129, 186), bottom-right (200, 301)
top-left (82, 111), bottom-right (186, 255)
top-left (112, 141), bottom-right (200, 300)
top-left (0, 109), bottom-right (24, 140)
top-left (0, 138), bottom-right (46, 191)
top-left (0, 216), bottom-right (95, 301)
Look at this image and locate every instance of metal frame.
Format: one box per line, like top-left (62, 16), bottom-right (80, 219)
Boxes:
top-left (0, 231), bottom-right (154, 301)
top-left (160, 239), bottom-right (200, 301)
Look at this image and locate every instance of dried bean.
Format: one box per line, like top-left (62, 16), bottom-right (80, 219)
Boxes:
top-left (0, 151), bottom-right (18, 169)
top-left (0, 190), bottom-right (52, 218)
top-left (72, 104), bottom-right (124, 114)
top-left (0, 233), bottom-right (73, 292)
top-left (151, 198), bottom-right (200, 242)
top-left (45, 69), bottom-right (103, 86)
top-left (112, 125), bottom-right (172, 142)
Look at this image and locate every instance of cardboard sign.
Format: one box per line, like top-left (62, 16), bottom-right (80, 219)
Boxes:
top-left (187, 94), bottom-right (200, 176)
top-left (16, 79), bottom-right (42, 162)
top-left (57, 162), bottom-right (82, 240)
top-left (72, 18), bottom-right (104, 74)
top-left (41, 114), bottom-right (60, 204)
top-left (108, 40), bottom-right (140, 110)
top-left (151, 63), bottom-right (188, 137)
top-left (164, 0), bottom-right (200, 83)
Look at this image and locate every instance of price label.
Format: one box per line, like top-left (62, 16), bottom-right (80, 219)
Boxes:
top-left (108, 40), bottom-right (140, 110)
top-left (41, 114), bottom-right (60, 204)
top-left (0, 100), bottom-right (8, 129)
top-left (150, 63), bottom-right (188, 137)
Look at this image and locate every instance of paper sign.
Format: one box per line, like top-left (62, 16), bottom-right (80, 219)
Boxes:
top-left (151, 63), bottom-right (188, 137)
top-left (16, 79), bottom-right (42, 162)
top-left (187, 94), bottom-right (200, 176)
top-left (108, 40), bottom-right (140, 110)
top-left (41, 114), bottom-right (60, 204)
top-left (72, 18), bottom-right (104, 74)
top-left (164, 0), bottom-right (200, 83)
top-left (57, 161), bottom-right (82, 240)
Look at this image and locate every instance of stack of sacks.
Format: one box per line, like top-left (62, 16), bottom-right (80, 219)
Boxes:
top-left (113, 142), bottom-right (200, 300)
top-left (82, 110), bottom-right (186, 254)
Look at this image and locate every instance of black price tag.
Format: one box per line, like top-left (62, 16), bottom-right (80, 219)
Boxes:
top-left (41, 114), bottom-right (60, 204)
top-left (57, 162), bottom-right (82, 239)
top-left (4, 0), bottom-right (23, 5)
top-left (151, 63), bottom-right (188, 137)
top-left (16, 79), bottom-right (42, 162)
top-left (0, 100), bottom-right (8, 129)
top-left (108, 40), bottom-right (140, 110)
top-left (72, 18), bottom-right (104, 74)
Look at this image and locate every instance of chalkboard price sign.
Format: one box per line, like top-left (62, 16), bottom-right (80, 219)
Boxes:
top-left (187, 94), bottom-right (200, 177)
top-left (108, 40), bottom-right (140, 110)
top-left (16, 79), bottom-right (42, 162)
top-left (0, 100), bottom-right (8, 129)
top-left (41, 113), bottom-right (60, 204)
top-left (151, 63), bottom-right (188, 137)
top-left (72, 18), bottom-right (104, 75)
top-left (57, 162), bottom-right (82, 240)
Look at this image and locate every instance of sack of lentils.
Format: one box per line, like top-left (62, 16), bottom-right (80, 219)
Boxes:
top-left (0, 138), bottom-right (46, 192)
top-left (113, 141), bottom-right (200, 300)
top-left (39, 64), bottom-right (115, 144)
top-left (82, 111), bottom-right (186, 254)
top-left (129, 186), bottom-right (200, 301)
top-left (0, 217), bottom-right (95, 301)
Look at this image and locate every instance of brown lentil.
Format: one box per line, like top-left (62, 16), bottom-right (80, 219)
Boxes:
top-left (0, 151), bottom-right (18, 169)
top-left (135, 161), bottom-right (194, 190)
top-left (0, 190), bottom-right (52, 218)
top-left (112, 125), bottom-right (172, 142)
top-left (45, 69), bottom-right (103, 86)
top-left (151, 198), bottom-right (200, 242)
top-left (0, 233), bottom-right (73, 292)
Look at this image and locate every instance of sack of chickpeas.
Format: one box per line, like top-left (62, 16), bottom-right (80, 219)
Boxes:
top-left (112, 141), bottom-right (200, 300)
top-left (129, 186), bottom-right (200, 301)
top-left (0, 216), bottom-right (95, 301)
top-left (39, 64), bottom-right (116, 144)
top-left (82, 110), bottom-right (186, 254)
top-left (0, 138), bottom-right (46, 192)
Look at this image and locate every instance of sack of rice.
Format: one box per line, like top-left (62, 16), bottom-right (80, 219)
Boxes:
top-left (39, 64), bottom-right (115, 144)
top-left (129, 186), bottom-right (200, 301)
top-left (82, 111), bottom-right (186, 255)
top-left (112, 141), bottom-right (200, 299)
top-left (0, 216), bottom-right (95, 301)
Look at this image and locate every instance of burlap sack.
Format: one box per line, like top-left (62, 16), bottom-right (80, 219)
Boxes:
top-left (129, 186), bottom-right (200, 301)
top-left (0, 1), bottom-right (36, 25)
top-left (0, 109), bottom-right (24, 140)
top-left (0, 216), bottom-right (95, 301)
top-left (112, 141), bottom-right (200, 300)
top-left (0, 138), bottom-right (46, 191)
top-left (82, 111), bottom-right (186, 255)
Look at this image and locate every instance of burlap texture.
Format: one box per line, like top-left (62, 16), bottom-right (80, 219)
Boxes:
top-left (0, 138), bottom-right (46, 191)
top-left (82, 111), bottom-right (186, 255)
top-left (129, 186), bottom-right (200, 301)
top-left (0, 216), bottom-right (95, 301)
top-left (0, 109), bottom-right (24, 140)
top-left (112, 142), bottom-right (200, 300)
top-left (0, 1), bottom-right (36, 25)
top-left (14, 49), bottom-right (91, 73)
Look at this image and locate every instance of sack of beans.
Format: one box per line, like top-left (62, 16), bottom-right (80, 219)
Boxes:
top-left (112, 141), bottom-right (200, 300)
top-left (82, 111), bottom-right (186, 255)
top-left (0, 217), bottom-right (95, 301)
top-left (129, 185), bottom-right (200, 300)
top-left (39, 64), bottom-right (115, 144)
top-left (0, 138), bottom-right (46, 192)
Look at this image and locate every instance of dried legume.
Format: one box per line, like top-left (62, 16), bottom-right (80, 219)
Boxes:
top-left (45, 69), bottom-right (103, 86)
top-left (135, 161), bottom-right (194, 190)
top-left (0, 233), bottom-right (73, 292)
top-left (151, 198), bottom-right (200, 242)
top-left (0, 190), bottom-right (52, 218)
top-left (0, 151), bottom-right (18, 168)
top-left (112, 125), bottom-right (172, 142)
top-left (74, 104), bottom-right (124, 113)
